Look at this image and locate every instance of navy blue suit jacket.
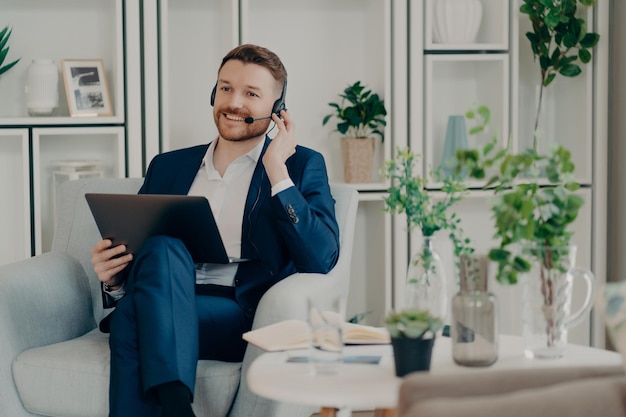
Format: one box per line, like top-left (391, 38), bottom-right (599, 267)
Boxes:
top-left (125, 137), bottom-right (340, 319)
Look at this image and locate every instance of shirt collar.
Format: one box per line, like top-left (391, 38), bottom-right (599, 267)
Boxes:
top-left (200, 137), bottom-right (265, 178)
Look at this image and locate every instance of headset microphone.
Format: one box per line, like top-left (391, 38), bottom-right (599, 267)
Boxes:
top-left (244, 115), bottom-right (272, 124)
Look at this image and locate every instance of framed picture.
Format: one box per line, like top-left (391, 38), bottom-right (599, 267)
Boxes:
top-left (61, 59), bottom-right (113, 117)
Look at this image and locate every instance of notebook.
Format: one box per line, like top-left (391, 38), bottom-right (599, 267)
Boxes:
top-left (85, 193), bottom-right (246, 264)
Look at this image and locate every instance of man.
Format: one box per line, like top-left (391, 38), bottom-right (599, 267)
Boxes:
top-left (90, 44), bottom-right (340, 417)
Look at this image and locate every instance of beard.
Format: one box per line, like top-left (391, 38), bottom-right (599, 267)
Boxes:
top-left (214, 110), bottom-right (272, 142)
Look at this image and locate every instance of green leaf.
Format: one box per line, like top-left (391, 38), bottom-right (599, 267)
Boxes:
top-left (559, 63), bottom-right (582, 77)
top-left (580, 32), bottom-right (600, 48)
top-left (579, 48), bottom-right (591, 64)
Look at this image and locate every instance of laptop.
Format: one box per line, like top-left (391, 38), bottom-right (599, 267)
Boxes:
top-left (85, 193), bottom-right (247, 264)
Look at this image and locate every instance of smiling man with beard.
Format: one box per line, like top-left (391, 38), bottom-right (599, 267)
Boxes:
top-left (89, 44), bottom-right (339, 417)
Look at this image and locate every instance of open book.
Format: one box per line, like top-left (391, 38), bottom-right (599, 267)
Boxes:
top-left (242, 319), bottom-right (390, 352)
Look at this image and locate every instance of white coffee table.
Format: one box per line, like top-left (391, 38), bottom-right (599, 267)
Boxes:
top-left (246, 335), bottom-right (623, 417)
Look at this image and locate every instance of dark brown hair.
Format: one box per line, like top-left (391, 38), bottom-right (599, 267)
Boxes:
top-left (219, 44), bottom-right (287, 85)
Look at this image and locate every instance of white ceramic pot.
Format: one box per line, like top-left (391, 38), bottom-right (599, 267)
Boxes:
top-left (433, 0), bottom-right (483, 44)
top-left (26, 59), bottom-right (59, 116)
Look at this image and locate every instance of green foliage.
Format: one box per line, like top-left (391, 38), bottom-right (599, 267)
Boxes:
top-left (322, 81), bottom-right (387, 141)
top-left (520, 0), bottom-right (599, 149)
top-left (385, 308), bottom-right (443, 339)
top-left (455, 106), bottom-right (584, 285)
top-left (0, 26), bottom-right (20, 76)
top-left (382, 147), bottom-right (471, 259)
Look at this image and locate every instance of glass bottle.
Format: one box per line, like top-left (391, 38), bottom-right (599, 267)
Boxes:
top-left (405, 237), bottom-right (448, 321)
top-left (451, 253), bottom-right (498, 366)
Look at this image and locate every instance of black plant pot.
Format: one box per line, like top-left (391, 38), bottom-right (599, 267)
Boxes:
top-left (391, 337), bottom-right (435, 377)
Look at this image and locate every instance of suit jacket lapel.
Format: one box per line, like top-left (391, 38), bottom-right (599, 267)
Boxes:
top-left (242, 138), bottom-right (271, 258)
top-left (172, 144), bottom-right (209, 194)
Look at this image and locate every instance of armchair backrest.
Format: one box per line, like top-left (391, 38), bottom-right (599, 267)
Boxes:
top-left (52, 178), bottom-right (143, 323)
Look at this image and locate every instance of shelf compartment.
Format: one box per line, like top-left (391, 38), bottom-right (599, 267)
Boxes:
top-left (424, 0), bottom-right (509, 51)
top-left (0, 0), bottom-right (124, 121)
top-left (423, 54), bottom-right (509, 179)
top-left (32, 126), bottom-right (125, 254)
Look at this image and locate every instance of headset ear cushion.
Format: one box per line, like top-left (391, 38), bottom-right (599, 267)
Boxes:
top-left (272, 98), bottom-right (285, 115)
top-left (210, 84), bottom-right (217, 107)
top-left (272, 79), bottom-right (287, 114)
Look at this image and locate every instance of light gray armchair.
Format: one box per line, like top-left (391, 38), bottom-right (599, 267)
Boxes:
top-left (1, 177), bottom-right (359, 417)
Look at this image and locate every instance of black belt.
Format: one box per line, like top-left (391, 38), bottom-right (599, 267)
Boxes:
top-left (194, 283), bottom-right (236, 299)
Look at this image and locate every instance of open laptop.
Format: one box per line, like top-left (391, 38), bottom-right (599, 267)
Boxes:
top-left (85, 193), bottom-right (247, 264)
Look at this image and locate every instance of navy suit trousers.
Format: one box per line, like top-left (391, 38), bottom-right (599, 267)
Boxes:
top-left (108, 236), bottom-right (251, 417)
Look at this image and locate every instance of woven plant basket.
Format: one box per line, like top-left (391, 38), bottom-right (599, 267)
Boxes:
top-left (341, 137), bottom-right (375, 183)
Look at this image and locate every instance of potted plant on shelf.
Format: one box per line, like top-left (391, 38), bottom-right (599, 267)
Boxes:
top-left (520, 0), bottom-right (599, 150)
top-left (322, 80), bottom-right (387, 183)
top-left (382, 147), bottom-right (472, 321)
top-left (454, 105), bottom-right (595, 359)
top-left (0, 26), bottom-right (20, 76)
top-left (385, 308), bottom-right (443, 376)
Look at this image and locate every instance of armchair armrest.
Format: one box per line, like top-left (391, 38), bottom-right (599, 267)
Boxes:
top-left (230, 271), bottom-right (345, 417)
top-left (0, 252), bottom-right (97, 416)
top-left (250, 271), bottom-right (345, 330)
top-left (0, 252), bottom-right (96, 355)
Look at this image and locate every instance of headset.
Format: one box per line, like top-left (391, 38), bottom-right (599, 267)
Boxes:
top-left (210, 78), bottom-right (287, 124)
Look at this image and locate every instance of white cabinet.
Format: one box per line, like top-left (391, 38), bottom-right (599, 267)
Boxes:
top-left (0, 0), bottom-right (141, 264)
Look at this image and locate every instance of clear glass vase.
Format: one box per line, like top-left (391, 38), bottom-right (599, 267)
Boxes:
top-left (451, 254), bottom-right (498, 366)
top-left (405, 237), bottom-right (448, 321)
top-left (521, 244), bottom-right (595, 359)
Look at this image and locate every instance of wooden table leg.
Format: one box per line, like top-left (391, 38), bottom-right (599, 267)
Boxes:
top-left (319, 407), bottom-right (337, 417)
top-left (374, 408), bottom-right (397, 417)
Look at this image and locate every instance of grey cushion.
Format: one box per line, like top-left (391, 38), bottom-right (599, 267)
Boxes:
top-left (13, 329), bottom-right (241, 417)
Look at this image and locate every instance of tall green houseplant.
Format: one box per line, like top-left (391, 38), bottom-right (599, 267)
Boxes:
top-left (521, 0), bottom-right (599, 150)
top-left (0, 26), bottom-right (20, 75)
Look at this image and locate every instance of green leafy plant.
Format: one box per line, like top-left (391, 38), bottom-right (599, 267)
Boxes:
top-left (455, 105), bottom-right (584, 285)
top-left (322, 81), bottom-right (387, 141)
top-left (382, 147), bottom-right (472, 265)
top-left (385, 308), bottom-right (443, 339)
top-left (520, 0), bottom-right (599, 149)
top-left (0, 26), bottom-right (20, 76)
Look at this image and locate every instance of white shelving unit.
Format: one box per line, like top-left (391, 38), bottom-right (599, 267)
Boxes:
top-left (404, 0), bottom-right (609, 346)
top-left (0, 0), bottom-right (141, 264)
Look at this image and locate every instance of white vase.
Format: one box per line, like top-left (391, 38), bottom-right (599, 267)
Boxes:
top-left (26, 59), bottom-right (59, 116)
top-left (433, 0), bottom-right (483, 44)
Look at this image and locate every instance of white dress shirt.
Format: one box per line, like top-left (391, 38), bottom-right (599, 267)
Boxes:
top-left (188, 139), bottom-right (263, 286)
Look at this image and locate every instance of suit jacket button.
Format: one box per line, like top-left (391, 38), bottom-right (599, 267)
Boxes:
top-left (234, 279), bottom-right (240, 286)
